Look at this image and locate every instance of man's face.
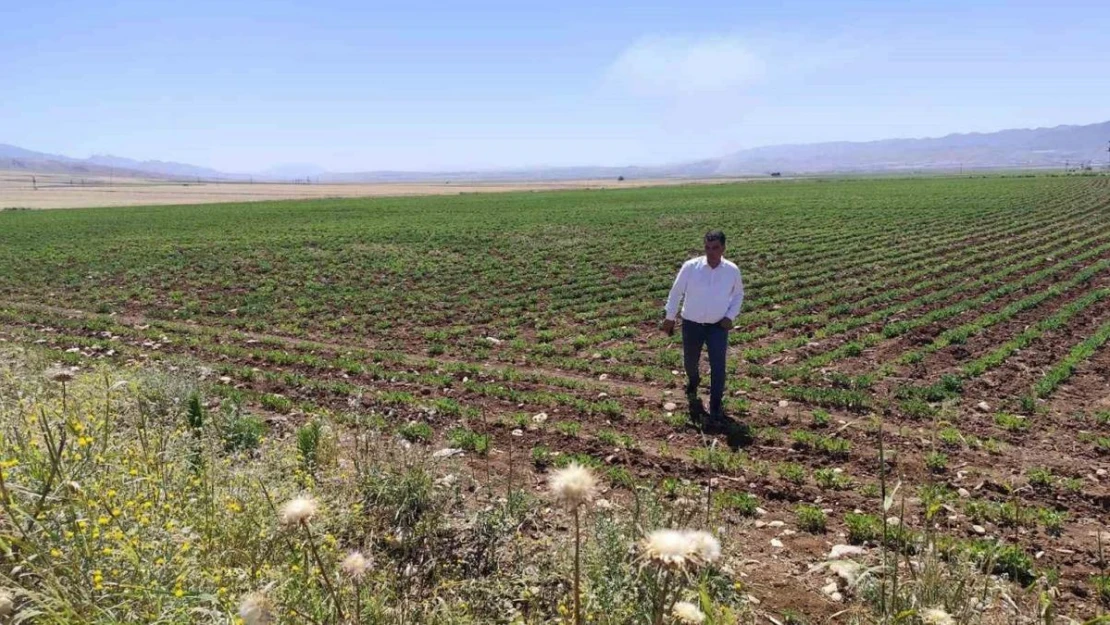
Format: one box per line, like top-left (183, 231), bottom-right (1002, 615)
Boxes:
top-left (705, 239), bottom-right (724, 265)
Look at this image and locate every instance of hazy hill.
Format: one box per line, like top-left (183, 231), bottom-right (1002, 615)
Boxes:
top-left (712, 121), bottom-right (1110, 174)
top-left (3, 120), bottom-right (1107, 182)
top-left (0, 144), bottom-right (236, 180)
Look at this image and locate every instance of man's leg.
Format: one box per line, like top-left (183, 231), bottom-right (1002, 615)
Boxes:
top-left (681, 322), bottom-right (705, 400)
top-left (707, 324), bottom-right (729, 417)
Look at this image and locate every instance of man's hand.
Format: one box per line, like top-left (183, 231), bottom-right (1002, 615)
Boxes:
top-left (662, 319), bottom-right (676, 336)
top-left (718, 317), bottom-right (734, 330)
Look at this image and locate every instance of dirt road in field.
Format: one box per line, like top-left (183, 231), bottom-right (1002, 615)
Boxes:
top-left (0, 170), bottom-right (755, 210)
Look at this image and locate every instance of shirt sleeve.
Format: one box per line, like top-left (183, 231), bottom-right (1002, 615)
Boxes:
top-left (664, 261), bottom-right (691, 321)
top-left (725, 269), bottom-right (745, 320)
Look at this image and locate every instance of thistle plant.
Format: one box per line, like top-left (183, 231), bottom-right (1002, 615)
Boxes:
top-left (279, 495), bottom-right (345, 621)
top-left (672, 600), bottom-right (706, 624)
top-left (45, 366), bottom-right (75, 413)
top-left (340, 550), bottom-right (371, 624)
top-left (549, 463), bottom-right (598, 625)
top-left (509, 428), bottom-right (523, 497)
top-left (238, 590), bottom-right (275, 625)
top-left (640, 528), bottom-right (721, 625)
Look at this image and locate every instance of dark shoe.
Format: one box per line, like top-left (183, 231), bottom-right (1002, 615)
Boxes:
top-left (686, 392), bottom-right (704, 413)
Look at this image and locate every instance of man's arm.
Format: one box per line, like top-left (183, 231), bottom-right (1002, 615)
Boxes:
top-left (662, 262), bottom-right (691, 334)
top-left (664, 262), bottom-right (691, 320)
top-left (722, 270), bottom-right (745, 326)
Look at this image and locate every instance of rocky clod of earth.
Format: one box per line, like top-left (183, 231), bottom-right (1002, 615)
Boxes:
top-left (809, 544), bottom-right (868, 603)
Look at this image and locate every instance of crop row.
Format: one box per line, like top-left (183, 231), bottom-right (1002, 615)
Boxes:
top-left (1031, 319), bottom-right (1110, 399)
top-left (739, 211), bottom-right (1110, 363)
top-left (794, 235), bottom-right (1110, 373)
top-left (962, 289), bottom-right (1110, 378)
top-left (885, 258), bottom-right (1110, 370)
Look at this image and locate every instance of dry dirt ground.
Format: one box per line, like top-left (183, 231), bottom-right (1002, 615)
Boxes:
top-left (0, 170), bottom-right (753, 210)
top-left (6, 300), bottom-right (1109, 621)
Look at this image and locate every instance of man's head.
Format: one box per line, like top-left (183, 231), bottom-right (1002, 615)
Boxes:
top-left (704, 230), bottom-right (726, 266)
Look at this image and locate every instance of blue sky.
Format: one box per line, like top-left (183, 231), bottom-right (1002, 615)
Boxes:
top-left (2, 0), bottom-right (1108, 172)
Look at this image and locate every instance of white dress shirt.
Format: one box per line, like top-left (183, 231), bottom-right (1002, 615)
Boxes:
top-left (665, 256), bottom-right (745, 323)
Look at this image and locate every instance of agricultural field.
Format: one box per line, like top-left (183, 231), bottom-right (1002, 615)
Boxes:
top-left (0, 169), bottom-right (729, 210)
top-left (1, 174), bottom-right (1109, 623)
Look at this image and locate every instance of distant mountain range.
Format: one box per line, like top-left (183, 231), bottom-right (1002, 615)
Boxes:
top-left (0, 144), bottom-right (231, 180)
top-left (711, 121), bottom-right (1110, 175)
top-left (3, 120), bottom-right (1108, 183)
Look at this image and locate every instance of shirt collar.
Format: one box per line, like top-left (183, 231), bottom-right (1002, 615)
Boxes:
top-left (700, 255), bottom-right (726, 270)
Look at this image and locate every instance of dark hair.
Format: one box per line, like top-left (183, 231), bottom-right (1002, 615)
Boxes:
top-left (705, 230), bottom-right (726, 246)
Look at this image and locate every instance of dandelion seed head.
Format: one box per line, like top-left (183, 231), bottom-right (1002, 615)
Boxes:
top-left (686, 530), bottom-right (721, 564)
top-left (643, 529), bottom-right (695, 567)
top-left (340, 550), bottom-right (370, 579)
top-left (548, 463), bottom-right (597, 509)
top-left (45, 367), bottom-right (75, 383)
top-left (280, 495), bottom-right (318, 525)
top-left (642, 529), bottom-right (721, 568)
top-left (239, 591), bottom-right (274, 625)
top-left (921, 608), bottom-right (954, 625)
top-left (672, 601), bottom-right (706, 624)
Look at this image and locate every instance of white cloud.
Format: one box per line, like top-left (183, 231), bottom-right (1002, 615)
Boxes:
top-left (605, 36), bottom-right (766, 96)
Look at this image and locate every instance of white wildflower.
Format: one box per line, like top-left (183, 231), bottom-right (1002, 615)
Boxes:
top-left (340, 551), bottom-right (370, 579)
top-left (685, 530), bottom-right (721, 564)
top-left (279, 495), bottom-right (319, 525)
top-left (672, 600), bottom-right (706, 624)
top-left (643, 529), bottom-right (695, 568)
top-left (239, 591), bottom-right (274, 625)
top-left (642, 529), bottom-right (721, 568)
top-left (548, 463), bottom-right (598, 509)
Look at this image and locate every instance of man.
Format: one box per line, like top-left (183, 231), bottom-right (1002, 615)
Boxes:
top-left (663, 231), bottom-right (745, 420)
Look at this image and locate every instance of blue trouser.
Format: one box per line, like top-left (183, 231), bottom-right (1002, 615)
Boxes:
top-left (682, 321), bottom-right (729, 415)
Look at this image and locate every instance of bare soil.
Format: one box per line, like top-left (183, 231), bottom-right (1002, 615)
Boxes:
top-left (0, 170), bottom-right (759, 210)
top-left (4, 301), bottom-right (1109, 620)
